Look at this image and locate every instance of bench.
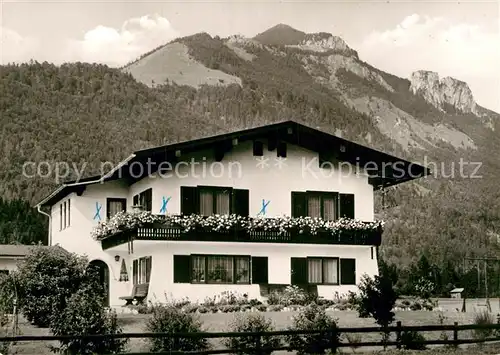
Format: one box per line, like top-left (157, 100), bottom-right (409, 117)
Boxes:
top-left (119, 283), bottom-right (149, 306)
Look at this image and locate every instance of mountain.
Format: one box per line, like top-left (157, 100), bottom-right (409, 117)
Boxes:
top-left (1, 25), bottom-right (499, 290)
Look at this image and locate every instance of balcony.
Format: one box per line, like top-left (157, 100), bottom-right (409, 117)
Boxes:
top-left (98, 213), bottom-right (383, 250)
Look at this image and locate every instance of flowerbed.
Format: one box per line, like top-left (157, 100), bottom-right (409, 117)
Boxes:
top-left (91, 211), bottom-right (384, 241)
top-left (130, 288), bottom-right (437, 315)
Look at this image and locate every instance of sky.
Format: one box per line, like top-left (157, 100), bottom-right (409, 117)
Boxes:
top-left (1, 0), bottom-right (499, 112)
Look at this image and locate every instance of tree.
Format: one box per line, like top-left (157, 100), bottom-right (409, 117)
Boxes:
top-left (49, 269), bottom-right (127, 354)
top-left (356, 268), bottom-right (398, 348)
top-left (13, 246), bottom-right (89, 327)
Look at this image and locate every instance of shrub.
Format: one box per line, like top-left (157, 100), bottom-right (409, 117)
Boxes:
top-left (14, 246), bottom-right (89, 327)
top-left (267, 286), bottom-right (309, 306)
top-left (401, 330), bottom-right (427, 350)
top-left (355, 270), bottom-right (397, 349)
top-left (472, 309), bottom-right (495, 341)
top-left (49, 274), bottom-right (127, 354)
top-left (224, 313), bottom-right (282, 355)
top-left (286, 303), bottom-right (339, 355)
top-left (356, 273), bottom-right (397, 328)
top-left (145, 303), bottom-right (210, 352)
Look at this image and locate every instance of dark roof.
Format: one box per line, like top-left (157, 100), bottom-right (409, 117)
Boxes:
top-left (0, 244), bottom-right (54, 257)
top-left (38, 120), bottom-right (430, 207)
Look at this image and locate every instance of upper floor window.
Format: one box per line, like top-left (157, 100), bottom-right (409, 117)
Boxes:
top-left (133, 188), bottom-right (152, 212)
top-left (180, 186), bottom-right (249, 217)
top-left (107, 198), bottom-right (126, 219)
top-left (291, 191), bottom-right (355, 220)
top-left (59, 199), bottom-right (70, 230)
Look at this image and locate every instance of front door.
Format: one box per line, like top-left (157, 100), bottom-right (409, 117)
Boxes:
top-left (88, 260), bottom-right (110, 307)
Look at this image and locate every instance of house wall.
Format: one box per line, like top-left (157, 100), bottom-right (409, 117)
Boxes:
top-left (0, 257), bottom-right (24, 273)
top-left (47, 140), bottom-right (378, 306)
top-left (128, 141), bottom-right (374, 220)
top-left (50, 181), bottom-right (131, 304)
top-left (126, 240), bottom-right (378, 304)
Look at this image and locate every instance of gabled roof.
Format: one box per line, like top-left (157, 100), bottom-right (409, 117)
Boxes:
top-left (0, 244), bottom-right (53, 257)
top-left (37, 120), bottom-right (430, 207)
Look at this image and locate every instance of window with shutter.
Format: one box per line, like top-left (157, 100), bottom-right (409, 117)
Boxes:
top-left (306, 257), bottom-right (339, 285)
top-left (173, 255), bottom-right (191, 283)
top-left (132, 189), bottom-right (153, 212)
top-left (291, 257), bottom-right (307, 285)
top-left (251, 257), bottom-right (268, 284)
top-left (107, 198), bottom-right (127, 219)
top-left (339, 193), bottom-right (355, 219)
top-left (340, 258), bottom-right (356, 285)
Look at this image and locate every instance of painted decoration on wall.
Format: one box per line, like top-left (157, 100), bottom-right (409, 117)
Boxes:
top-left (119, 259), bottom-right (129, 282)
top-left (93, 202), bottom-right (102, 221)
top-left (257, 199), bottom-right (270, 216)
top-left (160, 196), bottom-right (171, 214)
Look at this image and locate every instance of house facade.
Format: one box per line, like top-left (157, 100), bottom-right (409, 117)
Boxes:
top-left (37, 121), bottom-right (428, 307)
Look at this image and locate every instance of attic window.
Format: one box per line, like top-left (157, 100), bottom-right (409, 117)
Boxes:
top-left (277, 142), bottom-right (287, 158)
top-left (340, 145), bottom-right (346, 153)
top-left (253, 141), bottom-right (264, 156)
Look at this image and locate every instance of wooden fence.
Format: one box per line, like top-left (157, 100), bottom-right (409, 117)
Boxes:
top-left (2, 322), bottom-right (500, 354)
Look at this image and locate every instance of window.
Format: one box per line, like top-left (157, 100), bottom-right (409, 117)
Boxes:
top-left (180, 186), bottom-right (249, 217)
top-left (292, 191), bottom-right (355, 220)
top-left (107, 198), bottom-right (126, 219)
top-left (307, 257), bottom-right (339, 285)
top-left (133, 188), bottom-right (152, 212)
top-left (59, 199), bottom-right (71, 230)
top-left (292, 257), bottom-right (352, 285)
top-left (277, 142), bottom-right (287, 158)
top-left (199, 187), bottom-right (230, 215)
top-left (253, 141), bottom-right (264, 156)
top-left (132, 256), bottom-right (152, 285)
top-left (306, 193), bottom-right (337, 221)
top-left (173, 255), bottom-right (251, 284)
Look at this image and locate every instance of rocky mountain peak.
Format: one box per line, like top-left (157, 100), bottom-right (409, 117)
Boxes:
top-left (409, 70), bottom-right (478, 115)
top-left (297, 34), bottom-right (359, 58)
top-left (253, 24), bottom-right (358, 57)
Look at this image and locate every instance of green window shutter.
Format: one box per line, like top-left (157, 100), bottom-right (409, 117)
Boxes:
top-left (291, 257), bottom-right (307, 285)
top-left (180, 186), bottom-right (199, 215)
top-left (251, 257), bottom-right (268, 284)
top-left (173, 255), bottom-right (191, 283)
top-left (232, 189), bottom-right (250, 217)
top-left (339, 193), bottom-right (355, 219)
top-left (132, 259), bottom-right (138, 285)
top-left (340, 258), bottom-right (356, 285)
top-left (291, 192), bottom-right (307, 217)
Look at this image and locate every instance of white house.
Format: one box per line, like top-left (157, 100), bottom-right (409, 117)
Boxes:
top-left (36, 121), bottom-right (428, 307)
top-left (0, 244), bottom-right (53, 275)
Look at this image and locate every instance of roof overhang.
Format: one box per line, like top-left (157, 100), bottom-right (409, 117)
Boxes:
top-left (37, 121), bottom-right (430, 208)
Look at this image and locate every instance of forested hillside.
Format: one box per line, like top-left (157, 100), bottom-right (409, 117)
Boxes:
top-left (1, 27), bottom-right (499, 297)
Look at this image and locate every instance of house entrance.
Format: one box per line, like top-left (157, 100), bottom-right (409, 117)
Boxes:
top-left (88, 259), bottom-right (110, 307)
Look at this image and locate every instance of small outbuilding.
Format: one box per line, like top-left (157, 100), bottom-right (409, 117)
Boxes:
top-left (450, 287), bottom-right (464, 299)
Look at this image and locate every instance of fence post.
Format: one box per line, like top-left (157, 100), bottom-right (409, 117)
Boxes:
top-left (453, 322), bottom-right (459, 349)
top-left (254, 334), bottom-right (262, 355)
top-left (328, 327), bottom-right (338, 354)
top-left (396, 321), bottom-right (402, 349)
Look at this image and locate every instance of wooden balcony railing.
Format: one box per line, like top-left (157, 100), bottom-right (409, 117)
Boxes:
top-left (101, 224), bottom-right (382, 250)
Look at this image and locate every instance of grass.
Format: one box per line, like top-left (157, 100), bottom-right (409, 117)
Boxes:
top-left (2, 308), bottom-right (490, 354)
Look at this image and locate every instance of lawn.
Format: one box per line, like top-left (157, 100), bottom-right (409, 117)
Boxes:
top-left (3, 307), bottom-right (492, 355)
